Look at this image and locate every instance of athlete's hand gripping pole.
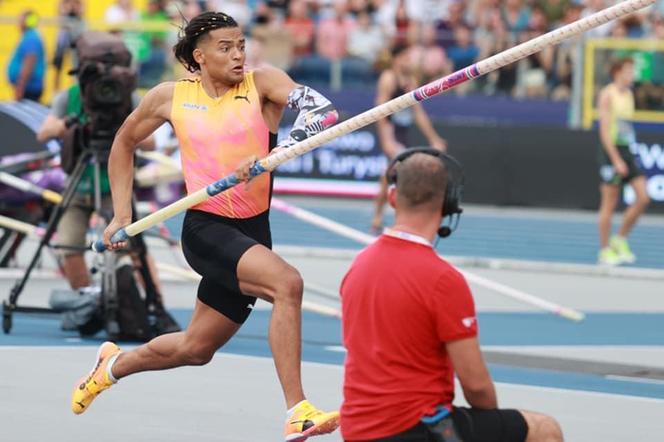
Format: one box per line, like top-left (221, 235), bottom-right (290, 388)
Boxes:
top-left (92, 0), bottom-right (654, 253)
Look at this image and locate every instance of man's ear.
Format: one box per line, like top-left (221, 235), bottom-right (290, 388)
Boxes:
top-left (387, 184), bottom-right (397, 209)
top-left (193, 47), bottom-right (204, 67)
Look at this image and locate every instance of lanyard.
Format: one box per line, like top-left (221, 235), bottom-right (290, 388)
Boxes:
top-left (383, 228), bottom-right (433, 248)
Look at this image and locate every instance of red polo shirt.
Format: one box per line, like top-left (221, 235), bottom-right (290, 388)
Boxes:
top-left (340, 232), bottom-right (478, 441)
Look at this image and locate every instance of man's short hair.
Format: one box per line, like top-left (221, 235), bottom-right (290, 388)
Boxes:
top-left (395, 153), bottom-right (447, 212)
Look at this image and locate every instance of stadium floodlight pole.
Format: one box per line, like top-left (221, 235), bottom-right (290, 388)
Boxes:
top-left (93, 0), bottom-right (654, 253)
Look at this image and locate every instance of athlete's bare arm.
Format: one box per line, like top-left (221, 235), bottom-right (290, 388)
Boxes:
top-left (232, 65), bottom-right (298, 182)
top-left (597, 86), bottom-right (627, 177)
top-left (103, 82), bottom-right (174, 250)
top-left (413, 103), bottom-right (447, 151)
top-left (235, 65), bottom-right (338, 182)
top-left (375, 70), bottom-right (400, 158)
top-left (255, 64), bottom-right (338, 145)
top-left (254, 64), bottom-right (299, 132)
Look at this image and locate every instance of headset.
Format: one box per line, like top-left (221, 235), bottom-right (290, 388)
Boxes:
top-left (386, 147), bottom-right (465, 238)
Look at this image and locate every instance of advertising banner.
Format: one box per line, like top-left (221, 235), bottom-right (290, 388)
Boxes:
top-left (625, 134), bottom-right (664, 205)
top-left (273, 124), bottom-right (385, 197)
top-left (275, 122), bottom-right (664, 213)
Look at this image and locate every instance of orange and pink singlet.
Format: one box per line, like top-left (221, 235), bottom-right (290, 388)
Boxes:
top-left (170, 72), bottom-right (272, 218)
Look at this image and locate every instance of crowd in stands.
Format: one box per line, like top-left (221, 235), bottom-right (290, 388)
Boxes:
top-left (37, 0), bottom-right (664, 103)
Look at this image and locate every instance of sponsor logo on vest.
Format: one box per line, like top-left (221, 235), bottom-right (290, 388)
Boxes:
top-left (234, 94), bottom-right (250, 104)
top-left (182, 102), bottom-right (208, 111)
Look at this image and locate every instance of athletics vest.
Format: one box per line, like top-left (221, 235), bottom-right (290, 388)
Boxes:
top-left (170, 73), bottom-right (272, 218)
top-left (606, 83), bottom-right (635, 146)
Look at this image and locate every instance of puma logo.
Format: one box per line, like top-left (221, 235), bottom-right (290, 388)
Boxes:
top-left (234, 94), bottom-right (250, 103)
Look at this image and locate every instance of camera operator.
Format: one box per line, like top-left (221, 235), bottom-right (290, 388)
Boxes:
top-left (37, 84), bottom-right (165, 300)
top-left (37, 84), bottom-right (153, 291)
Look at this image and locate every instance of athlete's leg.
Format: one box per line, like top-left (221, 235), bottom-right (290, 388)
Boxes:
top-left (236, 244), bottom-right (304, 408)
top-left (598, 183), bottom-right (620, 248)
top-left (71, 299), bottom-right (240, 414)
top-left (111, 299), bottom-right (239, 377)
top-left (235, 246), bottom-right (339, 440)
top-left (618, 175), bottom-right (650, 237)
top-left (371, 174), bottom-right (389, 232)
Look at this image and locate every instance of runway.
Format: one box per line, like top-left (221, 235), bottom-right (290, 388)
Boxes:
top-left (1, 197), bottom-right (663, 441)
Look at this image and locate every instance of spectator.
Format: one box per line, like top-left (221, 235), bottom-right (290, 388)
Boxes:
top-left (316, 0), bottom-right (356, 60)
top-left (181, 0), bottom-right (203, 20)
top-left (105, 0), bottom-right (139, 25)
top-left (581, 0), bottom-right (612, 39)
top-left (7, 11), bottom-right (46, 102)
top-left (138, 0), bottom-right (170, 87)
top-left (635, 17), bottom-right (664, 110)
top-left (375, 0), bottom-right (413, 47)
top-left (265, 0), bottom-right (288, 14)
top-left (52, 0), bottom-right (85, 91)
top-left (611, 18), bottom-right (629, 39)
top-left (347, 9), bottom-right (384, 65)
top-left (500, 0), bottom-right (530, 39)
top-left (467, 0), bottom-right (499, 29)
top-left (488, 10), bottom-right (517, 95)
top-left (549, 4), bottom-right (584, 100)
top-left (518, 6), bottom-right (554, 98)
top-left (404, 0), bottom-right (448, 24)
top-left (536, 0), bottom-right (570, 25)
top-left (472, 0), bottom-right (501, 62)
top-left (436, 0), bottom-right (468, 49)
top-left (622, 13), bottom-right (647, 38)
top-left (251, 4), bottom-right (294, 70)
top-left (284, 0), bottom-right (316, 58)
top-left (348, 0), bottom-right (374, 16)
top-left (447, 23), bottom-right (479, 72)
top-left (550, 39), bottom-right (574, 100)
top-left (562, 4), bottom-right (583, 29)
top-left (410, 23), bottom-right (451, 83)
top-left (208, 0), bottom-right (252, 28)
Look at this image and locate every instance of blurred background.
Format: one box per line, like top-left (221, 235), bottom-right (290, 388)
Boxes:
top-left (0, 5), bottom-right (663, 440)
top-left (0, 0), bottom-right (663, 260)
top-left (0, 0), bottom-right (663, 208)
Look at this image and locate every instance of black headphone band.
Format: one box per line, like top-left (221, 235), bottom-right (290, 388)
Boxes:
top-left (386, 147), bottom-right (465, 238)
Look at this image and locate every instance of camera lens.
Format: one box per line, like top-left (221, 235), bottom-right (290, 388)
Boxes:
top-left (92, 77), bottom-right (122, 105)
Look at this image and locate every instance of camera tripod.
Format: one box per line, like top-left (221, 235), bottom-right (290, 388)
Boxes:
top-left (2, 145), bottom-right (177, 337)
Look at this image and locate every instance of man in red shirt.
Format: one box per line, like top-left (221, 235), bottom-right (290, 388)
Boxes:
top-left (340, 149), bottom-right (563, 441)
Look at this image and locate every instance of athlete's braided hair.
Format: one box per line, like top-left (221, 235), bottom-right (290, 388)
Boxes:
top-left (173, 11), bottom-right (238, 73)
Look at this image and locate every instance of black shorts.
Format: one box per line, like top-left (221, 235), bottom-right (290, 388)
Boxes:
top-left (181, 209), bottom-right (272, 324)
top-left (598, 144), bottom-right (644, 185)
top-left (370, 407), bottom-right (528, 442)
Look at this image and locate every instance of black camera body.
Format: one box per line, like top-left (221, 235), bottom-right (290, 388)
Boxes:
top-left (61, 31), bottom-right (137, 172)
